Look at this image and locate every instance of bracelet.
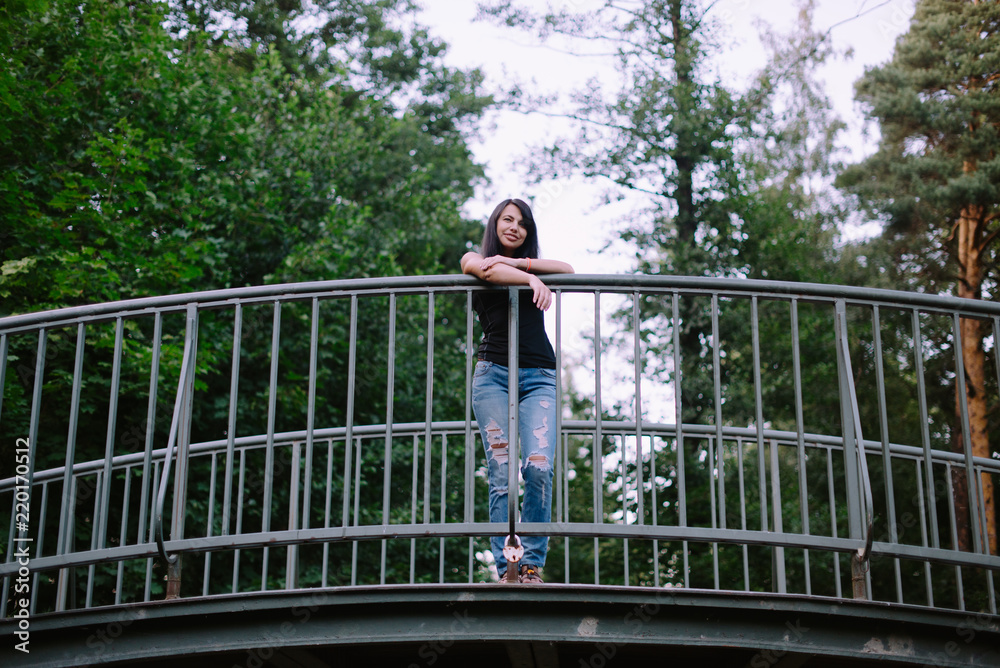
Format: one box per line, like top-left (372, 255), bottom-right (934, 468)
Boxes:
top-left (526, 258), bottom-right (532, 272)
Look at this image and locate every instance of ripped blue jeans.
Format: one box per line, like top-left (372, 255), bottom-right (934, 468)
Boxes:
top-left (472, 360), bottom-right (556, 575)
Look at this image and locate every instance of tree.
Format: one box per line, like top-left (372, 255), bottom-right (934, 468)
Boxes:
top-left (0, 0), bottom-right (495, 602)
top-left (837, 0), bottom-right (1000, 555)
top-left (479, 0), bottom-right (748, 277)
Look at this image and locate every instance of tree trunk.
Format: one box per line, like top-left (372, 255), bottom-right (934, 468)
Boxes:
top-left (953, 196), bottom-right (997, 556)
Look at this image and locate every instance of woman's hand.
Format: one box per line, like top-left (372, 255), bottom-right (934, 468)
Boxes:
top-left (528, 275), bottom-right (553, 311)
top-left (479, 255), bottom-right (520, 273)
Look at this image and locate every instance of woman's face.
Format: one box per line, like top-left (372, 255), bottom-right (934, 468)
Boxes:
top-left (496, 203), bottom-right (527, 256)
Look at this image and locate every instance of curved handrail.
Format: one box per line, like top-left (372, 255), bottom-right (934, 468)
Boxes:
top-left (4, 274), bottom-right (1000, 334)
top-left (153, 318), bottom-right (196, 565)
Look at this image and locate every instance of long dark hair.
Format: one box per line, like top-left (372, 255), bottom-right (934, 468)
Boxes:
top-left (480, 198), bottom-right (540, 259)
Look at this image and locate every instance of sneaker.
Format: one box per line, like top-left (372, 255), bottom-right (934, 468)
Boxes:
top-left (518, 565), bottom-right (543, 584)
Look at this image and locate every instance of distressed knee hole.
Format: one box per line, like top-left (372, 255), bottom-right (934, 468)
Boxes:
top-left (485, 418), bottom-right (509, 465)
top-left (527, 454), bottom-right (551, 470)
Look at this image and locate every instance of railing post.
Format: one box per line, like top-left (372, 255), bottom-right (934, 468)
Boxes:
top-left (166, 305), bottom-right (198, 599)
top-left (834, 301), bottom-right (873, 600)
top-left (503, 286), bottom-right (523, 582)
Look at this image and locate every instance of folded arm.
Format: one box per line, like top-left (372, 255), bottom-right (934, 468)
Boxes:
top-left (461, 252), bottom-right (574, 311)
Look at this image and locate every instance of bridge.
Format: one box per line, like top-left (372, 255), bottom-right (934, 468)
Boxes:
top-left (1, 275), bottom-right (998, 666)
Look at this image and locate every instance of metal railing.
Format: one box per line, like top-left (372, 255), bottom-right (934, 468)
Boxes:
top-left (1, 275), bottom-right (998, 616)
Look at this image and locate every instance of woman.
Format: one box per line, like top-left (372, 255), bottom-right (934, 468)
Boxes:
top-left (461, 198), bottom-right (574, 583)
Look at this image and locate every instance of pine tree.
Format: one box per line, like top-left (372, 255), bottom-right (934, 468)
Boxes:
top-left (838, 0), bottom-right (1000, 554)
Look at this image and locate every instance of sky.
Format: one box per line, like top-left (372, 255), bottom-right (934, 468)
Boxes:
top-left (415, 0), bottom-right (917, 420)
top-left (417, 0), bottom-right (916, 274)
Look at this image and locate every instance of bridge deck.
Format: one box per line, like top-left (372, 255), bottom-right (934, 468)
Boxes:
top-left (3, 585), bottom-right (998, 667)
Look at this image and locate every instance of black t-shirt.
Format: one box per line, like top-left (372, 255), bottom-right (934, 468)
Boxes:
top-left (472, 289), bottom-right (556, 369)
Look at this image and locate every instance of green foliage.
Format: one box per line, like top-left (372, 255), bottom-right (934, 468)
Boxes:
top-left (0, 0), bottom-right (494, 602)
top-left (837, 0), bottom-right (1000, 296)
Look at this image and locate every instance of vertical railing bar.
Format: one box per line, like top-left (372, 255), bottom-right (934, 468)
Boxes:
top-left (465, 290), bottom-right (475, 583)
top-left (749, 298), bottom-right (767, 536)
top-left (382, 293), bottom-right (397, 585)
top-left (562, 431), bottom-right (570, 583)
top-left (556, 290), bottom-right (568, 584)
top-left (145, 464), bottom-right (157, 602)
top-left (553, 291), bottom-right (563, 531)
top-left (826, 449), bottom-right (842, 598)
top-left (755, 296), bottom-right (785, 593)
top-left (232, 449), bottom-right (246, 594)
top-left (737, 438), bottom-right (749, 591)
top-left (790, 300), bottom-right (812, 596)
top-left (835, 301), bottom-right (875, 600)
top-left (951, 312), bottom-right (983, 555)
top-left (973, 462), bottom-right (996, 613)
top-left (138, 314), bottom-right (161, 544)
top-left (97, 319), bottom-right (122, 551)
top-left (712, 293), bottom-right (726, 530)
top-left (769, 438), bottom-right (786, 594)
top-left (505, 285), bottom-right (521, 582)
top-left (261, 301), bottom-right (282, 591)
top-left (164, 306), bottom-right (198, 599)
top-left (68, 474), bottom-right (80, 609)
top-left (633, 291), bottom-right (644, 525)
top-left (593, 289), bottom-right (602, 584)
top-left (945, 462), bottom-right (965, 611)
top-left (303, 298), bottom-right (320, 538)
top-left (322, 439), bottom-right (334, 587)
top-left (439, 434), bottom-right (448, 583)
top-left (915, 459), bottom-right (935, 607)
top-left (410, 434), bottom-right (419, 584)
top-left (621, 435), bottom-right (629, 585)
top-left (711, 294), bottom-right (723, 591)
top-left (352, 436), bottom-right (362, 586)
top-left (223, 304), bottom-right (242, 538)
top-left (651, 433), bottom-right (660, 588)
top-left (56, 322), bottom-right (86, 611)
top-left (86, 470), bottom-right (101, 609)
top-left (204, 453), bottom-right (217, 596)
top-left (286, 442), bottom-right (301, 589)
top-left (342, 295), bottom-right (358, 529)
top-left (871, 305), bottom-right (902, 603)
top-left (114, 468), bottom-right (131, 605)
top-left (707, 432), bottom-right (719, 589)
top-left (423, 293), bottom-right (435, 528)
top-left (29, 482), bottom-right (49, 614)
top-left (912, 310), bottom-right (940, 547)
top-left (672, 293), bottom-right (689, 588)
